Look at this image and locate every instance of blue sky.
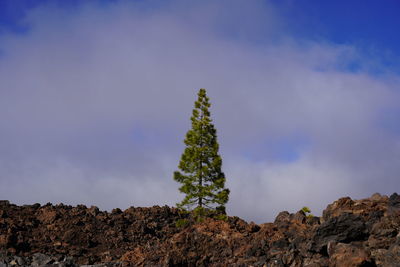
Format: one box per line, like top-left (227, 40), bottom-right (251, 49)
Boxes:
top-left (0, 0), bottom-right (400, 222)
top-left (2, 0), bottom-right (400, 51)
top-left (1, 0), bottom-right (400, 74)
top-left (277, 0), bottom-right (400, 73)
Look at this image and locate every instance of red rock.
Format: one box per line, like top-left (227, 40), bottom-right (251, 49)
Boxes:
top-left (0, 194), bottom-right (398, 266)
top-left (329, 243), bottom-right (373, 267)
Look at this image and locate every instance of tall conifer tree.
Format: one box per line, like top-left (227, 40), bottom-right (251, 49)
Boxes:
top-left (174, 88), bottom-right (229, 214)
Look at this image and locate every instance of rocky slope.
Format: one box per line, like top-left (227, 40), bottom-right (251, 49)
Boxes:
top-left (1, 193), bottom-right (400, 266)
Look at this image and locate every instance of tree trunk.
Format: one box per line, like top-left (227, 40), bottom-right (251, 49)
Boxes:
top-left (198, 107), bottom-right (204, 208)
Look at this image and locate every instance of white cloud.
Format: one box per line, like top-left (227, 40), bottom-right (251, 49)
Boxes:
top-left (226, 156), bottom-right (356, 222)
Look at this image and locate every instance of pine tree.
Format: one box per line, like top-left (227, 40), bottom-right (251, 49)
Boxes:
top-left (174, 88), bottom-right (229, 215)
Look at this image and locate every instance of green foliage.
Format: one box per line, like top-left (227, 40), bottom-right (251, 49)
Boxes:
top-left (301, 206), bottom-right (311, 214)
top-left (174, 88), bottom-right (230, 217)
top-left (301, 206), bottom-right (314, 218)
top-left (175, 218), bottom-right (189, 228)
top-left (213, 213), bottom-right (228, 221)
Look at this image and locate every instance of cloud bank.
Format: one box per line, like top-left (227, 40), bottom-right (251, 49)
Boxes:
top-left (0, 0), bottom-right (399, 222)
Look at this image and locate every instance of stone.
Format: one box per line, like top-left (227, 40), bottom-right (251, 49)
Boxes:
top-left (387, 193), bottom-right (400, 216)
top-left (274, 211), bottom-right (291, 224)
top-left (0, 200), bottom-right (10, 206)
top-left (88, 206), bottom-right (100, 216)
top-left (0, 235), bottom-right (7, 246)
top-left (313, 213), bottom-right (367, 252)
top-left (292, 211), bottom-right (306, 224)
top-left (329, 243), bottom-right (373, 267)
top-left (370, 193), bottom-right (382, 201)
top-left (0, 194), bottom-right (399, 266)
top-left (322, 197), bottom-right (354, 222)
top-left (306, 216), bottom-right (320, 226)
top-left (14, 256), bottom-right (25, 266)
top-left (31, 253), bottom-right (53, 266)
top-left (37, 209), bottom-right (58, 224)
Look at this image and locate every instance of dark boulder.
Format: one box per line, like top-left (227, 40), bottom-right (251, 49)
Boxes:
top-left (387, 193), bottom-right (400, 216)
top-left (313, 213), bottom-right (368, 252)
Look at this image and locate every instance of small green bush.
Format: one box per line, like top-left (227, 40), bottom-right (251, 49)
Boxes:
top-left (301, 206), bottom-right (314, 218)
top-left (301, 206), bottom-right (311, 213)
top-left (175, 218), bottom-right (189, 228)
top-left (213, 214), bottom-right (228, 221)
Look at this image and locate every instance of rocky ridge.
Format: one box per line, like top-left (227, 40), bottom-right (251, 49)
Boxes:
top-left (1, 193), bottom-right (400, 266)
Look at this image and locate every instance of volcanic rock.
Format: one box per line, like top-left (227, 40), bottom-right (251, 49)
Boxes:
top-left (0, 193), bottom-right (399, 266)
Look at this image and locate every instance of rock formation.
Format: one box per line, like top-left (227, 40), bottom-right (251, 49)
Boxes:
top-left (1, 193), bottom-right (400, 266)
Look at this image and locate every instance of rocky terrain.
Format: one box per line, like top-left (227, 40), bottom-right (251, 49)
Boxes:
top-left (1, 193), bottom-right (400, 266)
